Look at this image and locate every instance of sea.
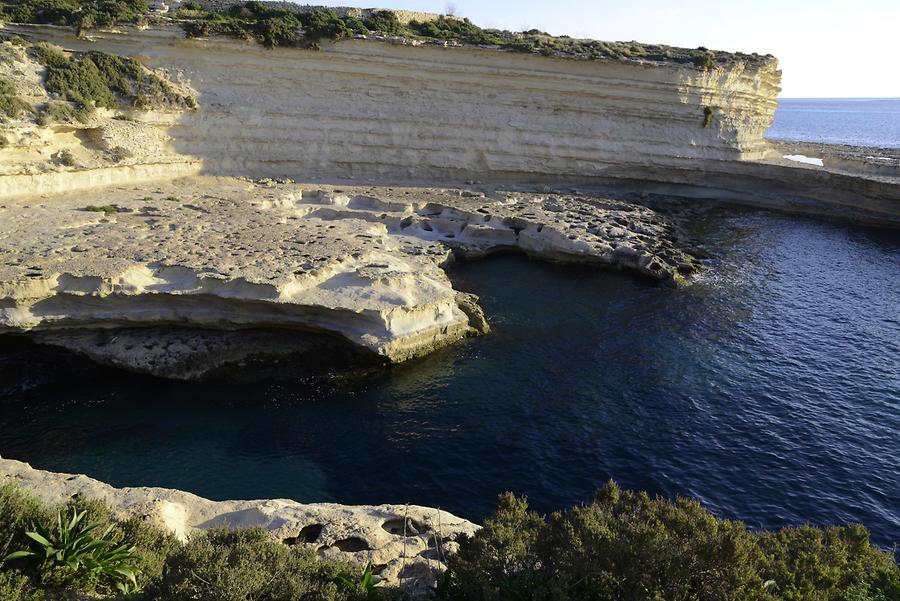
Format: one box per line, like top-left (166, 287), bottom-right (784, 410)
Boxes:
top-left (767, 98), bottom-right (900, 148)
top-left (1, 100), bottom-right (898, 547)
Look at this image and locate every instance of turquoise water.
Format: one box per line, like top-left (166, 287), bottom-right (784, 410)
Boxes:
top-left (1, 206), bottom-right (898, 546)
top-left (767, 98), bottom-right (900, 148)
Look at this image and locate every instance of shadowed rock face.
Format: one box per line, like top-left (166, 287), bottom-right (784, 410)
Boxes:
top-left (0, 457), bottom-right (480, 595)
top-left (29, 326), bottom-right (385, 380)
top-left (0, 177), bottom-right (700, 377)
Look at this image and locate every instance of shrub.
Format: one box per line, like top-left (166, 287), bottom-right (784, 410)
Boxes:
top-left (84, 204), bottom-right (117, 214)
top-left (362, 10), bottom-right (406, 36)
top-left (4, 506), bottom-right (139, 593)
top-left (0, 484), bottom-right (383, 600)
top-left (757, 524), bottom-right (900, 600)
top-left (0, 482), bottom-right (51, 560)
top-left (37, 99), bottom-right (89, 125)
top-left (32, 43), bottom-right (195, 112)
top-left (441, 492), bottom-right (544, 601)
top-left (0, 0), bottom-right (149, 28)
top-left (408, 16), bottom-right (504, 46)
top-left (703, 106), bottom-right (714, 128)
top-left (694, 54), bottom-right (717, 71)
top-left (303, 9), bottom-right (353, 41)
top-left (0, 569), bottom-right (34, 601)
top-left (56, 149), bottom-right (77, 166)
top-left (438, 481), bottom-right (900, 601)
top-left (148, 527), bottom-right (358, 601)
top-left (116, 515), bottom-right (180, 591)
top-left (0, 77), bottom-right (34, 121)
top-left (180, 2), bottom-right (303, 48)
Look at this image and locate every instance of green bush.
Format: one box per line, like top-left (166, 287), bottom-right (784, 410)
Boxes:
top-left (757, 525), bottom-right (900, 601)
top-left (0, 484), bottom-right (391, 600)
top-left (33, 43), bottom-right (195, 112)
top-left (37, 99), bottom-right (89, 125)
top-left (362, 10), bottom-right (406, 36)
top-left (409, 17), bottom-right (504, 46)
top-left (0, 0), bottom-right (148, 28)
top-left (0, 569), bottom-right (35, 601)
top-left (0, 77), bottom-right (34, 121)
top-left (0, 483), bottom-right (51, 560)
top-left (5, 506), bottom-right (141, 593)
top-left (181, 1), bottom-right (302, 48)
top-left (694, 54), bottom-right (718, 71)
top-left (303, 9), bottom-right (354, 41)
top-left (438, 481), bottom-right (900, 601)
top-left (148, 527), bottom-right (360, 601)
top-left (56, 149), bottom-right (76, 166)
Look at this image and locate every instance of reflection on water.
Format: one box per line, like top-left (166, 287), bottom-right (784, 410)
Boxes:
top-left (1, 206), bottom-right (899, 545)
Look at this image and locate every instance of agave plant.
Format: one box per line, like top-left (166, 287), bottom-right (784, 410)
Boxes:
top-left (3, 507), bottom-right (140, 593)
top-left (334, 560), bottom-right (383, 599)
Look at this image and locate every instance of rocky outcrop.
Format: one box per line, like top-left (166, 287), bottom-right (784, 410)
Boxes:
top-left (0, 177), bottom-right (700, 376)
top-left (0, 456), bottom-right (479, 595)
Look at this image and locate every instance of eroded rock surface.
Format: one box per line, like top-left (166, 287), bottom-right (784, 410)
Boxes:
top-left (0, 176), bottom-right (700, 377)
top-left (0, 457), bottom-right (479, 595)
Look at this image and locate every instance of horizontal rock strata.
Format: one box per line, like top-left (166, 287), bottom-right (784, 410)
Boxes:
top-left (0, 456), bottom-right (478, 595)
top-left (0, 176), bottom-right (700, 376)
top-left (2, 24), bottom-right (897, 224)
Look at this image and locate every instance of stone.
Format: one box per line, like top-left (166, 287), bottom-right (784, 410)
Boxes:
top-left (0, 457), bottom-right (479, 596)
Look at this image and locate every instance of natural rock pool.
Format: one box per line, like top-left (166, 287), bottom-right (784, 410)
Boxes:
top-left (2, 205), bottom-right (898, 546)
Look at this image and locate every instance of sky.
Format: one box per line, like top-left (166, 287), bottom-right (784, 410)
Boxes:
top-left (303, 0), bottom-right (899, 98)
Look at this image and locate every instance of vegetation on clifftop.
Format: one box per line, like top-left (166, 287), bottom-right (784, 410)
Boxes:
top-left (31, 42), bottom-right (196, 112)
top-left (0, 0), bottom-right (149, 31)
top-left (0, 77), bottom-right (34, 121)
top-left (171, 2), bottom-right (767, 68)
top-left (440, 483), bottom-right (899, 601)
top-left (2, 480), bottom-right (897, 600)
top-left (1, 0), bottom-right (774, 68)
top-left (0, 482), bottom-right (389, 600)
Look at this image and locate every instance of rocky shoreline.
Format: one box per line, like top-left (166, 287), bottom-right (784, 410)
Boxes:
top-left (0, 176), bottom-right (702, 378)
top-left (0, 456), bottom-right (479, 595)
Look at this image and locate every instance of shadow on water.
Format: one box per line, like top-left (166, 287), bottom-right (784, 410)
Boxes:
top-left (1, 208), bottom-right (898, 546)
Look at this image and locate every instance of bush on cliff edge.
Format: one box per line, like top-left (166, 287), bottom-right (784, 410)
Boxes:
top-left (437, 481), bottom-right (899, 601)
top-left (2, 480), bottom-right (897, 600)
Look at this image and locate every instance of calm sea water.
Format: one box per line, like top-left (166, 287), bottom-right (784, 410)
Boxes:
top-left (767, 98), bottom-right (900, 148)
top-left (1, 207), bottom-right (898, 546)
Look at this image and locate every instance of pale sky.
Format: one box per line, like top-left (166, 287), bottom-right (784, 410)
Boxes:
top-left (303, 0), bottom-right (899, 98)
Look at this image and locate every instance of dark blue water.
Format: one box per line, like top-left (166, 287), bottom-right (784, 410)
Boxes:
top-left (1, 207), bottom-right (899, 545)
top-left (767, 98), bottom-right (900, 148)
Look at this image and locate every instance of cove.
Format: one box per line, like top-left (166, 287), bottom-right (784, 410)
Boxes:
top-left (1, 205), bottom-right (898, 546)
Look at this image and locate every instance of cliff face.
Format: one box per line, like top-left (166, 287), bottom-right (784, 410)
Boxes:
top-left (2, 24), bottom-right (780, 186)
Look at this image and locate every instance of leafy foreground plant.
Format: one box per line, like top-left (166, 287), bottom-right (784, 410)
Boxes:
top-left (437, 481), bottom-right (900, 601)
top-left (4, 507), bottom-right (139, 593)
top-left (335, 560), bottom-right (384, 599)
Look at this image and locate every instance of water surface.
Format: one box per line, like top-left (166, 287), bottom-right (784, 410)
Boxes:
top-left (767, 98), bottom-right (900, 148)
top-left (1, 207), bottom-right (898, 545)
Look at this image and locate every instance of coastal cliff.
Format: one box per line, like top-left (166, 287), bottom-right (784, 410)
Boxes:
top-left (0, 14), bottom-right (898, 376)
top-left (1, 22), bottom-right (780, 192)
top-left (3, 21), bottom-right (898, 224)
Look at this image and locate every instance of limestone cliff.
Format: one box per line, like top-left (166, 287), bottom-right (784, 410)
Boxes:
top-left (1, 22), bottom-right (780, 193)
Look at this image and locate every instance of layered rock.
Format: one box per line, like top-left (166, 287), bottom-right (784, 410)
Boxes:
top-left (0, 176), bottom-right (699, 376)
top-left (0, 456), bottom-right (479, 595)
top-left (1, 23), bottom-right (778, 188)
top-left (3, 23), bottom-right (898, 224)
